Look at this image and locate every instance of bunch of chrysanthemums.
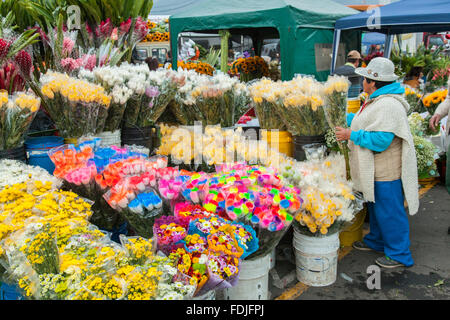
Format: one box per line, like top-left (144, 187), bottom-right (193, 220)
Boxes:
top-left (0, 160), bottom-right (197, 300)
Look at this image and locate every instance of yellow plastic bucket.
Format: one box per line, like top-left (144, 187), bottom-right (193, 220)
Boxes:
top-left (64, 138), bottom-right (79, 145)
top-left (261, 130), bottom-right (293, 157)
top-left (347, 98), bottom-right (361, 114)
top-left (339, 206), bottom-right (367, 247)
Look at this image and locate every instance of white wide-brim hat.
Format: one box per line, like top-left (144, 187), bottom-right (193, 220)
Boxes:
top-left (355, 57), bottom-right (399, 82)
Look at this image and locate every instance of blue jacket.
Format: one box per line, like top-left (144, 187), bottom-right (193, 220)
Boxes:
top-left (347, 83), bottom-right (405, 152)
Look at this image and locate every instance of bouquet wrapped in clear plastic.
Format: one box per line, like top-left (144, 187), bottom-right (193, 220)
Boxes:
top-left (0, 91), bottom-right (40, 150)
top-left (248, 78), bottom-right (287, 130)
top-left (104, 182), bottom-right (163, 239)
top-left (39, 71), bottom-right (111, 139)
top-left (322, 75), bottom-right (351, 179)
top-left (153, 215), bottom-right (190, 256)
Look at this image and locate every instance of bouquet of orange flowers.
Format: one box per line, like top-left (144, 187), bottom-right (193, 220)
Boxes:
top-left (178, 60), bottom-right (215, 76)
top-left (422, 88), bottom-right (447, 115)
top-left (230, 56), bottom-right (269, 82)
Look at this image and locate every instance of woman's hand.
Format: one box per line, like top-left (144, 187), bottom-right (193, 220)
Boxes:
top-left (429, 114), bottom-right (443, 131)
top-left (335, 127), bottom-right (352, 142)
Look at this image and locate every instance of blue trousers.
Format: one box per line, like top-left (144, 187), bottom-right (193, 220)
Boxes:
top-left (363, 179), bottom-right (414, 267)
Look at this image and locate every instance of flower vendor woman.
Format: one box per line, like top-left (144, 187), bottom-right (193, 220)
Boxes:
top-left (429, 80), bottom-right (450, 194)
top-left (335, 57), bottom-right (419, 269)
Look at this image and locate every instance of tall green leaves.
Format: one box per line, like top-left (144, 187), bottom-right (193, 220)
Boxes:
top-left (0, 12), bottom-right (40, 67)
top-left (202, 48), bottom-right (221, 69)
top-left (0, 0), bottom-right (154, 31)
top-left (65, 0), bottom-right (153, 26)
top-left (0, 0), bottom-right (58, 32)
top-left (392, 44), bottom-right (450, 81)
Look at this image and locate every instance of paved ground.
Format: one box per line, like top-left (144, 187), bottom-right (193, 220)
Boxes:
top-left (267, 181), bottom-right (450, 300)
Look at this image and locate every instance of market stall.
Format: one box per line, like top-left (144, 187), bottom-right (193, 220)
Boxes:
top-left (0, 59), bottom-right (365, 300)
top-left (331, 0), bottom-right (450, 72)
top-left (169, 0), bottom-right (359, 81)
top-left (332, 0), bottom-right (450, 180)
top-left (0, 0), bottom-right (368, 301)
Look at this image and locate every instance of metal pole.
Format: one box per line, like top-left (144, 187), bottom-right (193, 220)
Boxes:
top-left (384, 32), bottom-right (394, 59)
top-left (331, 29), bottom-right (341, 74)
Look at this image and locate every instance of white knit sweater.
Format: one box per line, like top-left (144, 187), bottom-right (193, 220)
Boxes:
top-left (349, 94), bottom-right (420, 215)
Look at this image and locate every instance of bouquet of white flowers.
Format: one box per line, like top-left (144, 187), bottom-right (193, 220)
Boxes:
top-left (79, 63), bottom-right (150, 131)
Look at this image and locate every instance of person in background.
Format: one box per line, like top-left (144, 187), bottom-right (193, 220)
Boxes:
top-left (403, 66), bottom-right (424, 90)
top-left (333, 50), bottom-right (362, 98)
top-left (368, 44), bottom-right (377, 56)
top-left (145, 57), bottom-right (159, 71)
top-left (165, 50), bottom-right (172, 64)
top-left (335, 57), bottom-right (419, 269)
top-left (429, 80), bottom-right (450, 194)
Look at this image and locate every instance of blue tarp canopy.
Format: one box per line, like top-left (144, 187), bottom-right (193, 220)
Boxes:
top-left (362, 32), bottom-right (386, 45)
top-left (331, 0), bottom-right (450, 72)
top-left (335, 0), bottom-right (450, 34)
top-left (150, 0), bottom-right (199, 16)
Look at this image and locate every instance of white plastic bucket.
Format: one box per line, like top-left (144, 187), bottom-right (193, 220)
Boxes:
top-left (293, 229), bottom-right (339, 287)
top-left (192, 290), bottom-right (216, 300)
top-left (98, 130), bottom-right (121, 147)
top-left (270, 248), bottom-right (276, 269)
top-left (223, 254), bottom-right (271, 300)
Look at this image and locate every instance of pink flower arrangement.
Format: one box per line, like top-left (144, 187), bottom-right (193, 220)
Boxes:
top-left (83, 54), bottom-right (97, 71)
top-left (61, 54), bottom-right (98, 73)
top-left (145, 85), bottom-right (160, 98)
top-left (154, 216), bottom-right (190, 245)
top-left (86, 23), bottom-right (93, 35)
top-left (14, 50), bottom-right (33, 79)
top-left (120, 18), bottom-right (132, 36)
top-left (133, 17), bottom-right (149, 41)
top-left (111, 28), bottom-right (119, 41)
top-left (174, 202), bottom-right (216, 222)
top-left (95, 18), bottom-right (114, 39)
top-left (0, 62), bottom-right (25, 93)
top-left (158, 178), bottom-right (184, 200)
top-left (0, 39), bottom-right (10, 61)
top-left (62, 38), bottom-right (75, 57)
top-left (431, 68), bottom-right (450, 81)
top-left (65, 164), bottom-right (97, 186)
top-left (60, 57), bottom-right (82, 72)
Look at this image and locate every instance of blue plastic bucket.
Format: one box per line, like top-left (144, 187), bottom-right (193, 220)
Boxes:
top-left (100, 222), bottom-right (128, 244)
top-left (0, 282), bottom-right (24, 300)
top-left (25, 136), bottom-right (64, 174)
top-left (111, 222), bottom-right (128, 244)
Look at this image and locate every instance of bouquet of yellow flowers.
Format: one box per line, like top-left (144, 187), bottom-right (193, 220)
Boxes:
top-left (422, 88), bottom-right (447, 116)
top-left (404, 86), bottom-right (423, 115)
top-left (279, 77), bottom-right (327, 136)
top-left (0, 178), bottom-right (196, 300)
top-left (248, 78), bottom-right (286, 130)
top-left (289, 154), bottom-right (363, 237)
top-left (0, 91), bottom-right (40, 150)
top-left (230, 56), bottom-right (269, 82)
top-left (281, 92), bottom-right (326, 136)
top-left (39, 72), bottom-right (111, 139)
top-left (322, 75), bottom-right (351, 179)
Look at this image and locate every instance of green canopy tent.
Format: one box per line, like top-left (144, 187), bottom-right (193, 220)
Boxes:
top-left (169, 0), bottom-right (359, 81)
